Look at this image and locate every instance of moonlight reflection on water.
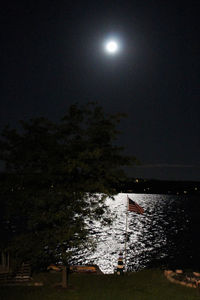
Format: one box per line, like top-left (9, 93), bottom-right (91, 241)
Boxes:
top-left (73, 193), bottom-right (193, 273)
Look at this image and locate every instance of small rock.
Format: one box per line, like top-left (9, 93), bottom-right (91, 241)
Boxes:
top-left (175, 269), bottom-right (183, 274)
top-left (34, 282), bottom-right (43, 286)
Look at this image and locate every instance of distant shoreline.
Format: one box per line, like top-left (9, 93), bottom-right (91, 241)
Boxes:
top-left (116, 178), bottom-right (200, 196)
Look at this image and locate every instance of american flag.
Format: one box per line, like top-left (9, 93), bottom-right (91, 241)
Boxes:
top-left (128, 197), bottom-right (144, 214)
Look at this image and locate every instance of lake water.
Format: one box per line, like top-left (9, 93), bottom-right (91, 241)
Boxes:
top-left (72, 193), bottom-right (200, 274)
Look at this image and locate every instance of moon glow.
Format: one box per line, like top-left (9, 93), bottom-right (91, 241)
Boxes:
top-left (105, 40), bottom-right (118, 54)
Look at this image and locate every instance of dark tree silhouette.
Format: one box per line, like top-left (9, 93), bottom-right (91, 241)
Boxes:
top-left (0, 103), bottom-right (135, 287)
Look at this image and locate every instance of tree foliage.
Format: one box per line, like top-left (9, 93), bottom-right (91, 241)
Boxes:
top-left (0, 103), bottom-right (135, 271)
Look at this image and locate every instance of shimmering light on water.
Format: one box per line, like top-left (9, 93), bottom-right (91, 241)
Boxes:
top-left (73, 193), bottom-right (196, 273)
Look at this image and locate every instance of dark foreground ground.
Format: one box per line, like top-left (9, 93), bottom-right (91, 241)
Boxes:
top-left (0, 269), bottom-right (199, 300)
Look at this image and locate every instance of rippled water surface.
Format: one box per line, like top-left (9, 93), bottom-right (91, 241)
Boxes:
top-left (73, 193), bottom-right (200, 273)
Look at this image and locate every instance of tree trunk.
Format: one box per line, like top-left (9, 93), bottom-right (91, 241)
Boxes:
top-left (62, 266), bottom-right (67, 288)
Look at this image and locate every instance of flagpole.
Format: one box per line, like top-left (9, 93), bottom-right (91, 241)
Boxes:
top-left (124, 196), bottom-right (144, 273)
top-left (124, 195), bottom-right (128, 271)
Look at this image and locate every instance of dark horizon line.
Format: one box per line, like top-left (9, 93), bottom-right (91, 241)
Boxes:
top-left (133, 164), bottom-right (200, 168)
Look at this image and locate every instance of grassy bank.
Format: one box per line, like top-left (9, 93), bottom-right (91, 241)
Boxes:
top-left (0, 269), bottom-right (199, 300)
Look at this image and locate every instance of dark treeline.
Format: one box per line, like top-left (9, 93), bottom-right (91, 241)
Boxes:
top-left (1, 173), bottom-right (200, 196)
top-left (117, 178), bottom-right (200, 195)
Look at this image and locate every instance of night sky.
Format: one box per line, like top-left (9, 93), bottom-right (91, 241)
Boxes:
top-left (1, 1), bottom-right (200, 181)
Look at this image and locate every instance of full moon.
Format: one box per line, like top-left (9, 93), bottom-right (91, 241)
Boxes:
top-left (105, 40), bottom-right (118, 54)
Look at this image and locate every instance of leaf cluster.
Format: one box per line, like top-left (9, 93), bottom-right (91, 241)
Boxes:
top-left (0, 103), bottom-right (134, 269)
